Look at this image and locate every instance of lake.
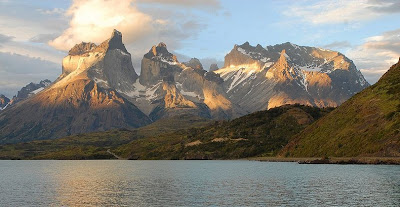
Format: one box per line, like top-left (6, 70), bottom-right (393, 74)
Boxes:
top-left (0, 160), bottom-right (399, 206)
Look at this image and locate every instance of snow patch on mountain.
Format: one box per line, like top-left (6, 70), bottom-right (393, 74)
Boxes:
top-left (176, 82), bottom-right (199, 98)
top-left (159, 57), bottom-right (179, 65)
top-left (216, 67), bottom-right (258, 93)
top-left (31, 87), bottom-right (44, 94)
top-left (0, 103), bottom-right (9, 110)
top-left (93, 77), bottom-right (109, 87)
top-left (120, 80), bottom-right (162, 101)
top-left (264, 62), bottom-right (274, 68)
top-left (116, 49), bottom-right (130, 57)
top-left (299, 65), bottom-right (323, 72)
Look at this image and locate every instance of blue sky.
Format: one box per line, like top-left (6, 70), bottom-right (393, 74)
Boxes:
top-left (0, 0), bottom-right (399, 97)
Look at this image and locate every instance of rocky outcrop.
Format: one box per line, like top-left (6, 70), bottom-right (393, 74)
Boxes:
top-left (68, 42), bottom-right (96, 56)
top-left (139, 42), bottom-right (182, 86)
top-left (215, 42), bottom-right (369, 113)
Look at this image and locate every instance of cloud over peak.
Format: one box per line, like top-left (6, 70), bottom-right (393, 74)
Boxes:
top-left (49, 0), bottom-right (219, 54)
top-left (49, 0), bottom-right (153, 51)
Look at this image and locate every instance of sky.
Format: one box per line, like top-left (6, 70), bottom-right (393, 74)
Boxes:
top-left (0, 0), bottom-right (399, 97)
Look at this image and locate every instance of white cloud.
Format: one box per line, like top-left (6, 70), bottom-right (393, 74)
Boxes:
top-left (29, 33), bottom-right (60, 43)
top-left (37, 8), bottom-right (65, 15)
top-left (0, 33), bottom-right (14, 48)
top-left (347, 29), bottom-right (400, 83)
top-left (49, 0), bottom-right (218, 74)
top-left (284, 0), bottom-right (400, 25)
top-left (49, 0), bottom-right (154, 51)
top-left (49, 0), bottom-right (216, 52)
top-left (0, 40), bottom-right (65, 64)
top-left (0, 2), bottom-right (68, 42)
top-left (322, 41), bottom-right (352, 50)
top-left (0, 52), bottom-right (60, 97)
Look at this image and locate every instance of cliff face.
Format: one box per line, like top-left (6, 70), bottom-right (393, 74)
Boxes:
top-left (0, 30), bottom-right (151, 144)
top-left (215, 42), bottom-right (369, 113)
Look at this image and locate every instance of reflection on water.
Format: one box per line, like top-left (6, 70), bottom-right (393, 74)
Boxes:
top-left (0, 160), bottom-right (399, 206)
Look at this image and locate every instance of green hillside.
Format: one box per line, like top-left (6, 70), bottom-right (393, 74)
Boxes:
top-left (0, 115), bottom-right (210, 159)
top-left (280, 59), bottom-right (400, 157)
top-left (0, 104), bottom-right (331, 160)
top-left (115, 105), bottom-right (332, 160)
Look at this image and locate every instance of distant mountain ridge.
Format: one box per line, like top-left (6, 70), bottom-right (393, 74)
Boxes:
top-left (0, 30), bottom-right (369, 143)
top-left (0, 79), bottom-right (52, 111)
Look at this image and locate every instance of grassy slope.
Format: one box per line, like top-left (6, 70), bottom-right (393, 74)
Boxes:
top-left (280, 59), bottom-right (400, 157)
top-left (115, 105), bottom-right (332, 160)
top-left (0, 115), bottom-right (210, 159)
top-left (0, 129), bottom-right (136, 159)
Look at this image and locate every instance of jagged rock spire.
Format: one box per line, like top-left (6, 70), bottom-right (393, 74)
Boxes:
top-left (276, 49), bottom-right (289, 69)
top-left (107, 29), bottom-right (128, 53)
top-left (94, 29), bottom-right (129, 54)
top-left (144, 42), bottom-right (178, 62)
top-left (183, 58), bottom-right (203, 70)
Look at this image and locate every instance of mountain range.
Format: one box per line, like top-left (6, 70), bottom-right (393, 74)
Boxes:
top-left (0, 30), bottom-right (369, 144)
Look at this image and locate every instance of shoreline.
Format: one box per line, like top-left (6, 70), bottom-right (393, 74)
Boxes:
top-left (248, 157), bottom-right (400, 165)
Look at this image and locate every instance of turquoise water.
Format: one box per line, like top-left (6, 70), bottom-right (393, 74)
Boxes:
top-left (0, 160), bottom-right (399, 206)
